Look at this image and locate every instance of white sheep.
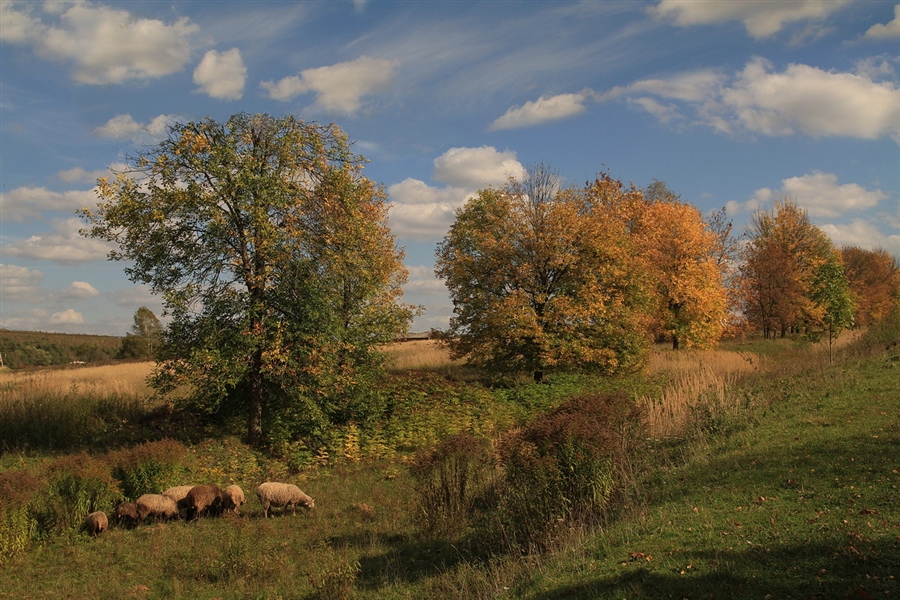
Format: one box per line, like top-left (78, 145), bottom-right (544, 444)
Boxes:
top-left (256, 482), bottom-right (315, 518)
top-left (135, 493), bottom-right (179, 523)
top-left (222, 485), bottom-right (246, 514)
top-left (84, 511), bottom-right (108, 537)
top-left (162, 485), bottom-right (196, 516)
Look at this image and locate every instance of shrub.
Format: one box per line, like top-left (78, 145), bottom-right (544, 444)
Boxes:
top-left (32, 453), bottom-right (120, 536)
top-left (490, 391), bottom-right (642, 553)
top-left (108, 438), bottom-right (187, 500)
top-left (409, 432), bottom-right (496, 538)
top-left (0, 469), bottom-right (42, 563)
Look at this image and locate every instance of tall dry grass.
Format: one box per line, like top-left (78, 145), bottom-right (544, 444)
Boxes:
top-left (640, 349), bottom-right (759, 439)
top-left (382, 340), bottom-right (463, 372)
top-left (0, 362), bottom-right (156, 400)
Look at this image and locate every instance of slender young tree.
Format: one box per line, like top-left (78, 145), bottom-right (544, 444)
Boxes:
top-left (80, 113), bottom-right (414, 445)
top-left (810, 252), bottom-right (855, 363)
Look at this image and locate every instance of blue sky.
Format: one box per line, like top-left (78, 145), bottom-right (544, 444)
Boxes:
top-left (1, 0), bottom-right (898, 336)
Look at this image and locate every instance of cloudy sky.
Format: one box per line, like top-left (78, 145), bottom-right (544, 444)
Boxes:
top-left (1, 0), bottom-right (898, 336)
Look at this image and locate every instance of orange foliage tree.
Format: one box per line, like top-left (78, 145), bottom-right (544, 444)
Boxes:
top-left (436, 167), bottom-right (653, 383)
top-left (840, 246), bottom-right (900, 326)
top-left (739, 198), bottom-right (833, 338)
top-left (637, 182), bottom-right (729, 349)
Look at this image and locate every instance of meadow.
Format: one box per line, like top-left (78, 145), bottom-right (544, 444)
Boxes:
top-left (0, 326), bottom-right (896, 599)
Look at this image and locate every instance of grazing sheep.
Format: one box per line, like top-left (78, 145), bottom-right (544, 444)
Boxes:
top-left (222, 485), bottom-right (246, 515)
top-left (135, 493), bottom-right (179, 523)
top-left (163, 485), bottom-right (196, 516)
top-left (113, 502), bottom-right (140, 527)
top-left (184, 484), bottom-right (223, 520)
top-left (256, 482), bottom-right (315, 519)
top-left (83, 511), bottom-right (108, 537)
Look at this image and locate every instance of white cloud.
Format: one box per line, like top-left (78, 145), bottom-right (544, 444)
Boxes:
top-left (721, 59), bottom-right (900, 140)
top-left (489, 92), bottom-right (588, 131)
top-left (404, 265), bottom-right (447, 295)
top-left (0, 186), bottom-right (98, 221)
top-left (864, 4), bottom-right (900, 39)
top-left (388, 147), bottom-right (525, 241)
top-left (50, 309), bottom-right (85, 325)
top-left (57, 167), bottom-right (112, 184)
top-left (193, 48), bottom-right (246, 100)
top-left (729, 172), bottom-right (887, 218)
top-left (780, 172), bottom-right (887, 217)
top-left (652, 0), bottom-right (851, 38)
top-left (94, 114), bottom-right (178, 142)
top-left (2, 2), bottom-right (198, 84)
top-left (603, 59), bottom-right (900, 142)
top-left (261, 56), bottom-right (400, 114)
top-left (432, 146), bottom-right (526, 189)
top-left (2, 218), bottom-right (113, 264)
top-left (0, 264), bottom-right (43, 300)
top-left (66, 281), bottom-right (100, 299)
top-left (820, 220), bottom-right (900, 256)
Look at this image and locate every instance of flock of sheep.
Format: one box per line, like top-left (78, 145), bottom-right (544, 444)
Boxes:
top-left (83, 481), bottom-right (315, 537)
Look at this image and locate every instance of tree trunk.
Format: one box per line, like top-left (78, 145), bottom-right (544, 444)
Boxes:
top-left (246, 350), bottom-right (264, 446)
top-left (533, 370), bottom-right (544, 384)
top-left (672, 335), bottom-right (680, 350)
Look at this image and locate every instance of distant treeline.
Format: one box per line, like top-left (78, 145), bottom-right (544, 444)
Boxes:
top-left (0, 330), bottom-right (124, 369)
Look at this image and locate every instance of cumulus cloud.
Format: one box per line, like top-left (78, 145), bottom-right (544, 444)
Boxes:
top-left (1, 2), bottom-right (198, 84)
top-left (820, 220), bottom-right (900, 256)
top-left (261, 56), bottom-right (399, 114)
top-left (727, 172), bottom-right (887, 218)
top-left (0, 264), bottom-right (43, 300)
top-left (50, 309), bottom-right (85, 325)
top-left (601, 58), bottom-right (900, 142)
top-left (2, 218), bottom-right (113, 264)
top-left (388, 146), bottom-right (525, 241)
top-left (432, 146), bottom-right (526, 189)
top-left (489, 92), bottom-right (589, 131)
top-left (193, 48), bottom-right (246, 100)
top-left (0, 186), bottom-right (98, 221)
top-left (652, 0), bottom-right (851, 38)
top-left (57, 167), bottom-right (111, 184)
top-left (94, 114), bottom-right (178, 143)
top-left (403, 265), bottom-right (448, 295)
top-left (864, 4), bottom-right (900, 39)
top-left (66, 281), bottom-right (100, 299)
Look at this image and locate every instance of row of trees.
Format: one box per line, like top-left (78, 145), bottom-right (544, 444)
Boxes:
top-left (80, 113), bottom-right (898, 445)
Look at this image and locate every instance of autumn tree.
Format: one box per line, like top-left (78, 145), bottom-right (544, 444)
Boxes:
top-left (840, 246), bottom-right (900, 326)
top-left (80, 113), bottom-right (414, 446)
top-left (637, 181), bottom-right (728, 349)
top-left (119, 306), bottom-right (163, 359)
top-left (436, 167), bottom-right (652, 383)
top-left (739, 198), bottom-right (833, 338)
top-left (810, 251), bottom-right (855, 363)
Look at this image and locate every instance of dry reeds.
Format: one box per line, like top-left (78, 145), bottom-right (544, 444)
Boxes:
top-left (640, 349), bottom-right (758, 440)
top-left (382, 340), bottom-right (463, 372)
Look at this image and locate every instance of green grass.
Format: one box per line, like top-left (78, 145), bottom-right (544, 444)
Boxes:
top-left (0, 325), bottom-right (897, 599)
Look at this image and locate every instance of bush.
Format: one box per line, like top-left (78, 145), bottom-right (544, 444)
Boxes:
top-left (410, 432), bottom-right (496, 539)
top-left (0, 469), bottom-right (42, 563)
top-left (108, 438), bottom-right (187, 500)
top-left (33, 454), bottom-right (120, 537)
top-left (489, 391), bottom-right (642, 553)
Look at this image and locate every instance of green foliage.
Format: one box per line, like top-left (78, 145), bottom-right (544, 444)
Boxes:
top-left (108, 439), bottom-right (187, 500)
top-left (0, 469), bottom-right (41, 564)
top-left (81, 113), bottom-right (415, 446)
top-left (0, 330), bottom-right (121, 368)
top-left (32, 454), bottom-right (120, 537)
top-left (810, 252), bottom-right (855, 362)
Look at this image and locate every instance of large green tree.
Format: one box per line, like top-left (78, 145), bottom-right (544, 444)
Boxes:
top-left (810, 251), bottom-right (855, 363)
top-left (80, 113), bottom-right (414, 446)
top-left (119, 306), bottom-right (163, 359)
top-left (435, 167), bottom-right (652, 383)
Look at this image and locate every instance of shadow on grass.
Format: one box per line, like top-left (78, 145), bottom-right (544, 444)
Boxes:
top-left (528, 539), bottom-right (900, 600)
